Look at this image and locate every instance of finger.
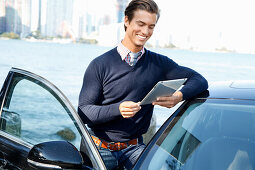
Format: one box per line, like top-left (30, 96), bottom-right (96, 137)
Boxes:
top-left (122, 102), bottom-right (139, 108)
top-left (123, 115), bottom-right (133, 118)
top-left (120, 106), bottom-right (141, 112)
top-left (121, 112), bottom-right (135, 116)
top-left (153, 101), bottom-right (171, 105)
top-left (156, 96), bottom-right (172, 101)
top-left (127, 104), bottom-right (141, 109)
top-left (152, 101), bottom-right (175, 108)
top-left (121, 112), bottom-right (136, 118)
top-left (133, 105), bottom-right (142, 111)
top-left (120, 107), bottom-right (134, 112)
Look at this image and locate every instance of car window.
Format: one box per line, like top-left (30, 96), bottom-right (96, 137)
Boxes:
top-left (0, 73), bottom-right (82, 149)
top-left (138, 99), bottom-right (255, 170)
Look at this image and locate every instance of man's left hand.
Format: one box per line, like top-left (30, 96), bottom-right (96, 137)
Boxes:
top-left (152, 91), bottom-right (183, 108)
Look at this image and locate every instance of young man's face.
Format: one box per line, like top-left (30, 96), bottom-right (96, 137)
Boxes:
top-left (123, 9), bottom-right (157, 52)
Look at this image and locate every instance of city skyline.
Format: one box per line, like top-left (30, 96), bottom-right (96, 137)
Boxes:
top-left (0, 0), bottom-right (255, 54)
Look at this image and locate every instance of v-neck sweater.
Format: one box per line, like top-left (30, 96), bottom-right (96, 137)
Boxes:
top-left (78, 47), bottom-right (208, 142)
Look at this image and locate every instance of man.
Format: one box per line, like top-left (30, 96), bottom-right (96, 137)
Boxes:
top-left (78, 0), bottom-right (208, 169)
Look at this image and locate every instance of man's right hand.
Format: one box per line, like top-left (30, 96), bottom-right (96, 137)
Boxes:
top-left (119, 101), bottom-right (141, 118)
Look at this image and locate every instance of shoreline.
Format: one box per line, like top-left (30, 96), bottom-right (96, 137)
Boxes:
top-left (0, 37), bottom-right (254, 55)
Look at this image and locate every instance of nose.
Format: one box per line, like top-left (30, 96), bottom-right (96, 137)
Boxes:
top-left (141, 26), bottom-right (150, 35)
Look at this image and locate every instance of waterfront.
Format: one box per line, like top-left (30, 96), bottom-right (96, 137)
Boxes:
top-left (0, 39), bottom-right (255, 127)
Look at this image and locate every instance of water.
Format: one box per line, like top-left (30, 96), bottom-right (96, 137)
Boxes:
top-left (0, 39), bottom-right (255, 129)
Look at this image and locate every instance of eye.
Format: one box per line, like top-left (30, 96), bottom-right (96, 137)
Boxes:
top-left (136, 21), bottom-right (145, 27)
top-left (149, 25), bottom-right (155, 29)
top-left (138, 23), bottom-right (144, 26)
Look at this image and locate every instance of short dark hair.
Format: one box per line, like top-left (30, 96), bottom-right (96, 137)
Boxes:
top-left (124, 0), bottom-right (160, 31)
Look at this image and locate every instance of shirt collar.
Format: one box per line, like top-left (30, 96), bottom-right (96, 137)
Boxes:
top-left (117, 41), bottom-right (145, 61)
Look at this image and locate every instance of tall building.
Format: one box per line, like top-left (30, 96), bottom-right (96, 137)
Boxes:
top-left (5, 0), bottom-right (18, 33)
top-left (20, 0), bottom-right (31, 37)
top-left (71, 0), bottom-right (87, 39)
top-left (41, 0), bottom-right (74, 38)
top-left (116, 0), bottom-right (127, 23)
top-left (2, 0), bottom-right (39, 37)
top-left (0, 0), bottom-right (6, 34)
top-left (10, 0), bottom-right (23, 34)
top-left (28, 0), bottom-right (41, 32)
top-left (0, 0), bottom-right (6, 33)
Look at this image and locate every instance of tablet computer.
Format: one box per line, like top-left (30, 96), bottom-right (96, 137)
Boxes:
top-left (140, 78), bottom-right (187, 105)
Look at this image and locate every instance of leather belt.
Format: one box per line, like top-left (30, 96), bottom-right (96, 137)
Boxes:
top-left (91, 136), bottom-right (138, 151)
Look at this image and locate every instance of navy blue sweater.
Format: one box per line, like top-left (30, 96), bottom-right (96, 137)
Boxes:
top-left (78, 47), bottom-right (208, 142)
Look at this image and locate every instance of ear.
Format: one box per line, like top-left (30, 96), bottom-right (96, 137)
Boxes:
top-left (124, 16), bottom-right (129, 27)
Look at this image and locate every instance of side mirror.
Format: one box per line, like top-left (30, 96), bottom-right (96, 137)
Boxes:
top-left (27, 141), bottom-right (83, 169)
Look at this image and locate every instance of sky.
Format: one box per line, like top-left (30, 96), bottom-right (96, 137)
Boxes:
top-left (154, 0), bottom-right (255, 52)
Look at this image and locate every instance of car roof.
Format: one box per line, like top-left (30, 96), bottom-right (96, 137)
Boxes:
top-left (197, 80), bottom-right (255, 100)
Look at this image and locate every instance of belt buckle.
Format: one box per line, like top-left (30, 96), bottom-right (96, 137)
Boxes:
top-left (116, 142), bottom-right (121, 151)
top-left (107, 142), bottom-right (116, 151)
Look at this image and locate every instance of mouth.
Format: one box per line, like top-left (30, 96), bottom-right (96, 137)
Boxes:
top-left (136, 34), bottom-right (147, 40)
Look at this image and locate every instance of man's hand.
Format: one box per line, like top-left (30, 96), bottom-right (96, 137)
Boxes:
top-left (119, 101), bottom-right (141, 118)
top-left (152, 91), bottom-right (183, 108)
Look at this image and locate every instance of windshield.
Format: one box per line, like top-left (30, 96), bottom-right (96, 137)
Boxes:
top-left (139, 99), bottom-right (255, 170)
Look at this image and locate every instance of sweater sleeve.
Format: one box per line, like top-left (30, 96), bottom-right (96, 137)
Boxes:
top-left (162, 55), bottom-right (208, 100)
top-left (78, 60), bottom-right (121, 126)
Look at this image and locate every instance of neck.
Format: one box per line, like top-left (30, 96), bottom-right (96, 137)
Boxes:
top-left (122, 37), bottom-right (143, 53)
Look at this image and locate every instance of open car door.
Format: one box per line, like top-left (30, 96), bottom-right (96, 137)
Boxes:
top-left (0, 68), bottom-right (106, 169)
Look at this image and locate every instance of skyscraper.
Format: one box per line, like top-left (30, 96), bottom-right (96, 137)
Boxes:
top-left (3, 0), bottom-right (39, 37)
top-left (20, 0), bottom-right (31, 37)
top-left (0, 0), bottom-right (6, 33)
top-left (116, 0), bottom-right (127, 23)
top-left (41, 0), bottom-right (73, 37)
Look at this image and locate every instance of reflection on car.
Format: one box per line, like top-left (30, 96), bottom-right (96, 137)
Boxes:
top-left (0, 68), bottom-right (255, 169)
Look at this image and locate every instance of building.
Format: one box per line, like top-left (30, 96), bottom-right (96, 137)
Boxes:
top-left (41, 0), bottom-right (74, 38)
top-left (0, 0), bottom-right (6, 33)
top-left (1, 0), bottom-right (39, 37)
top-left (116, 0), bottom-right (128, 23)
top-left (5, 0), bottom-right (22, 34)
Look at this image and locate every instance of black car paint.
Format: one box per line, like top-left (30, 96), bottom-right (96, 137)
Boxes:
top-left (0, 71), bottom-right (30, 169)
top-left (0, 71), bottom-right (13, 111)
top-left (27, 141), bottom-right (83, 169)
top-left (0, 127), bottom-right (29, 169)
top-left (204, 81), bottom-right (255, 101)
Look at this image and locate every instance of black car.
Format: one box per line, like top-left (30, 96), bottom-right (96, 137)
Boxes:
top-left (0, 68), bottom-right (255, 169)
top-left (134, 80), bottom-right (255, 170)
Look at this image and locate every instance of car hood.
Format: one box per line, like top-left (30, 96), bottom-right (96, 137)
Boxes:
top-left (197, 80), bottom-right (255, 100)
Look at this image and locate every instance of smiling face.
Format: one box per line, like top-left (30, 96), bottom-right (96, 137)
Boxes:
top-left (122, 9), bottom-right (157, 53)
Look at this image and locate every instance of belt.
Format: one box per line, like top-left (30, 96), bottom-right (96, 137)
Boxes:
top-left (91, 136), bottom-right (138, 151)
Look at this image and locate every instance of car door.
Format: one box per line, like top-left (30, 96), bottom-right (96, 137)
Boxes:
top-left (0, 68), bottom-right (106, 169)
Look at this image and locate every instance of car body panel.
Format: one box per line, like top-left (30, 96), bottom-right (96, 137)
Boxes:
top-left (198, 81), bottom-right (255, 100)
